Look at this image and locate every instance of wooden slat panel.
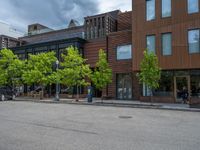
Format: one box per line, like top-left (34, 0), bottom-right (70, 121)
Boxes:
top-left (84, 38), bottom-right (107, 67)
top-left (117, 11), bottom-right (132, 31)
top-left (133, 0), bottom-right (200, 71)
top-left (107, 30), bottom-right (133, 98)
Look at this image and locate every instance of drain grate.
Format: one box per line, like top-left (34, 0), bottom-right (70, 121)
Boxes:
top-left (118, 116), bottom-right (132, 119)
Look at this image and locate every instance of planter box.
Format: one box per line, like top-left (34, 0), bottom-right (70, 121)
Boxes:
top-left (190, 98), bottom-right (200, 108)
top-left (59, 94), bottom-right (87, 99)
top-left (59, 94), bottom-right (73, 99)
top-left (140, 96), bottom-right (175, 103)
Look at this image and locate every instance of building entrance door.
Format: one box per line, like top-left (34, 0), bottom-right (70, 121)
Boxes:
top-left (117, 74), bottom-right (132, 100)
top-left (174, 76), bottom-right (190, 103)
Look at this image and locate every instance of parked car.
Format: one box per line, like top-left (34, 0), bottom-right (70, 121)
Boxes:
top-left (0, 86), bottom-right (16, 101)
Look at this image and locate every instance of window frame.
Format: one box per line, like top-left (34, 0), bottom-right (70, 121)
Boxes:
top-left (116, 44), bottom-right (132, 60)
top-left (116, 73), bottom-right (133, 100)
top-left (146, 34), bottom-right (156, 54)
top-left (161, 32), bottom-right (172, 56)
top-left (188, 29), bottom-right (200, 54)
top-left (161, 0), bottom-right (172, 18)
top-left (187, 0), bottom-right (199, 14)
top-left (146, 0), bottom-right (156, 21)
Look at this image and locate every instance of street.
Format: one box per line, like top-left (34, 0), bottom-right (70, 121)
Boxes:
top-left (0, 101), bottom-right (199, 150)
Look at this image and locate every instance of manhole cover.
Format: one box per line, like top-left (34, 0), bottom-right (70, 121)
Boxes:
top-left (118, 116), bottom-right (132, 119)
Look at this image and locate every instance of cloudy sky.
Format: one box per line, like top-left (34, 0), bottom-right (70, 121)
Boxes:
top-left (0, 0), bottom-right (131, 33)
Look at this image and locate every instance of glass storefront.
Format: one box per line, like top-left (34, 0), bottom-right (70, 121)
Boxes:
top-left (191, 70), bottom-right (200, 98)
top-left (117, 74), bottom-right (133, 100)
top-left (142, 70), bottom-right (200, 100)
top-left (142, 70), bottom-right (200, 102)
top-left (175, 76), bottom-right (189, 101)
top-left (153, 71), bottom-right (174, 96)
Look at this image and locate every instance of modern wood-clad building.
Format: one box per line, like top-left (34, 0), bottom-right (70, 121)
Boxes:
top-left (5, 0), bottom-right (200, 104)
top-left (133, 0), bottom-right (200, 104)
top-left (0, 35), bottom-right (20, 50)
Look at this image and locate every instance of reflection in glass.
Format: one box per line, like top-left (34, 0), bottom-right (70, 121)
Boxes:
top-left (154, 71), bottom-right (174, 96)
top-left (146, 0), bottom-right (155, 21)
top-left (188, 0), bottom-right (199, 14)
top-left (162, 33), bottom-right (172, 55)
top-left (188, 29), bottom-right (200, 53)
top-left (191, 75), bottom-right (200, 98)
top-left (117, 45), bottom-right (132, 60)
top-left (162, 0), bottom-right (171, 17)
top-left (117, 74), bottom-right (132, 100)
top-left (147, 35), bottom-right (156, 54)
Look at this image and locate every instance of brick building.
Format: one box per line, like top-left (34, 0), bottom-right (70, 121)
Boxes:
top-left (0, 35), bottom-right (20, 50)
top-left (133, 0), bottom-right (200, 104)
top-left (8, 0), bottom-right (200, 104)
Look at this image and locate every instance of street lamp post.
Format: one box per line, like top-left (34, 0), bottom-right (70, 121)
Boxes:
top-left (54, 60), bottom-right (60, 101)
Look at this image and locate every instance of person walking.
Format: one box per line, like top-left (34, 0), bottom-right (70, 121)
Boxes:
top-left (181, 86), bottom-right (189, 104)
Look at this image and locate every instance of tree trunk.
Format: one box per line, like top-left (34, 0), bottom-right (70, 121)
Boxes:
top-left (150, 88), bottom-right (153, 105)
top-left (49, 84), bottom-right (52, 98)
top-left (41, 85), bottom-right (44, 100)
top-left (12, 81), bottom-right (16, 100)
top-left (76, 85), bottom-right (79, 101)
top-left (101, 90), bottom-right (103, 103)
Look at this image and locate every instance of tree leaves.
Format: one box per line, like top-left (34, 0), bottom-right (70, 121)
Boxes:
top-left (91, 49), bottom-right (112, 91)
top-left (0, 49), bottom-right (25, 87)
top-left (0, 47), bottom-right (112, 96)
top-left (22, 51), bottom-right (57, 86)
top-left (138, 49), bottom-right (161, 91)
top-left (59, 46), bottom-right (91, 87)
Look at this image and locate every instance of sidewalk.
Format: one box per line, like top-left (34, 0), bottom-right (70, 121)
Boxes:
top-left (14, 97), bottom-right (200, 112)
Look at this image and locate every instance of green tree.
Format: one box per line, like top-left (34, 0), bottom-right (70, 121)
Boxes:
top-left (0, 49), bottom-right (25, 88)
top-left (22, 51), bottom-right (57, 98)
top-left (138, 49), bottom-right (161, 102)
top-left (91, 49), bottom-right (112, 99)
top-left (59, 46), bottom-right (91, 101)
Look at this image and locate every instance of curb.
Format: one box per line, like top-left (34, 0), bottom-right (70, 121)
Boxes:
top-left (13, 99), bottom-right (200, 112)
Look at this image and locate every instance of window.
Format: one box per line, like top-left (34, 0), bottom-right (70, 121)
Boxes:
top-left (146, 0), bottom-right (155, 21)
top-left (162, 33), bottom-right (172, 55)
top-left (153, 71), bottom-right (174, 96)
top-left (116, 44), bottom-right (132, 60)
top-left (188, 29), bottom-right (200, 53)
top-left (162, 0), bottom-right (171, 17)
top-left (33, 25), bottom-right (37, 30)
top-left (146, 35), bottom-right (156, 53)
top-left (117, 74), bottom-right (133, 99)
top-left (191, 70), bottom-right (200, 98)
top-left (188, 0), bottom-right (199, 14)
top-left (17, 54), bottom-right (26, 60)
top-left (143, 83), bottom-right (151, 96)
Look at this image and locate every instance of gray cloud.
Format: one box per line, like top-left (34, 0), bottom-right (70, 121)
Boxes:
top-left (0, 0), bottom-right (99, 32)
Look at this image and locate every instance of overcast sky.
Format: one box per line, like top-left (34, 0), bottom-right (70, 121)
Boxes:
top-left (0, 0), bottom-right (131, 33)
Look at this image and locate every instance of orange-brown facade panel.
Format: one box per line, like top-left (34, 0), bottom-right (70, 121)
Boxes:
top-left (132, 0), bottom-right (200, 71)
top-left (132, 0), bottom-right (200, 104)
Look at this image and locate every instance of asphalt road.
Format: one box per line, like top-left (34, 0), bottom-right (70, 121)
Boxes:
top-left (0, 101), bottom-right (199, 150)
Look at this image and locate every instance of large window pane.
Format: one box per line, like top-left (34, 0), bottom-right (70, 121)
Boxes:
top-left (117, 74), bottom-right (133, 99)
top-left (117, 44), bottom-right (132, 60)
top-left (162, 0), bottom-right (171, 17)
top-left (153, 71), bottom-right (174, 96)
top-left (188, 0), bottom-right (199, 14)
top-left (143, 83), bottom-right (151, 96)
top-left (188, 29), bottom-right (200, 53)
top-left (162, 33), bottom-right (172, 55)
top-left (146, 0), bottom-right (155, 21)
top-left (17, 53), bottom-right (26, 60)
top-left (146, 35), bottom-right (156, 53)
top-left (191, 70), bottom-right (200, 98)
